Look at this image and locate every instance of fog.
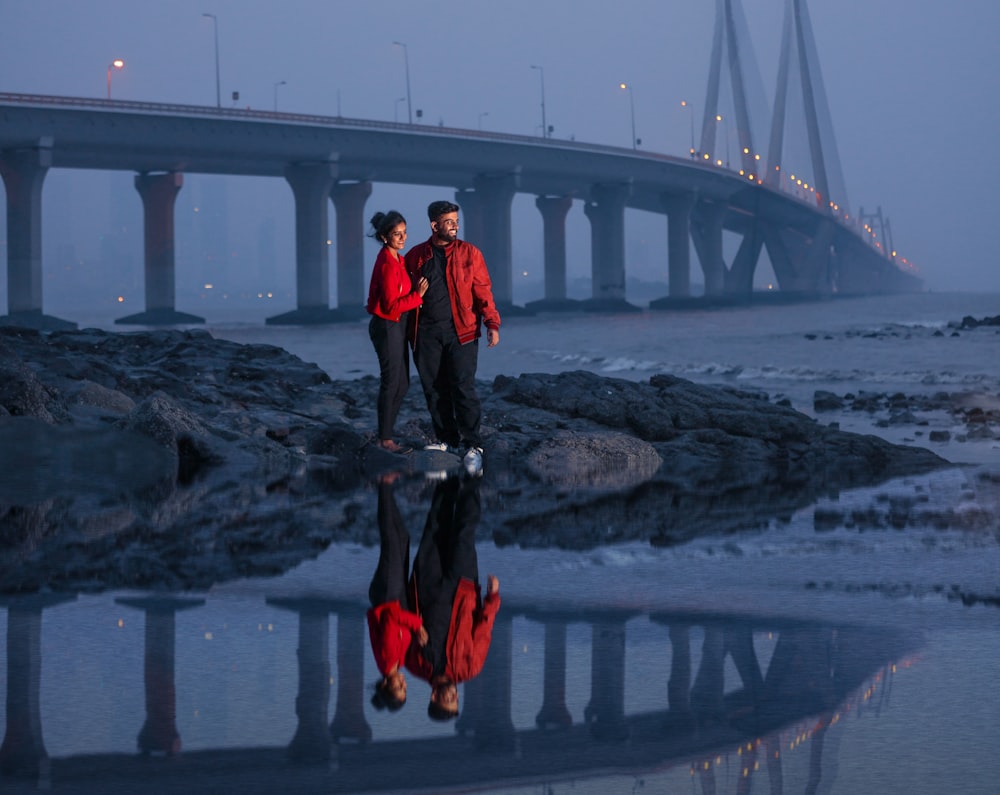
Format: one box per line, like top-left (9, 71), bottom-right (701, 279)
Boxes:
top-left (2, 0), bottom-right (999, 317)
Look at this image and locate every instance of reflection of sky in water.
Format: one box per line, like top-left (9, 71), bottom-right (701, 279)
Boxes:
top-left (2, 577), bottom-right (998, 792)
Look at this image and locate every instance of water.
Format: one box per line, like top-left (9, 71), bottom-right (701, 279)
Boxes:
top-left (2, 291), bottom-right (999, 793)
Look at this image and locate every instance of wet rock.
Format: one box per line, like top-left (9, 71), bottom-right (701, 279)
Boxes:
top-left (0, 327), bottom-right (958, 593)
top-left (813, 390), bottom-right (844, 411)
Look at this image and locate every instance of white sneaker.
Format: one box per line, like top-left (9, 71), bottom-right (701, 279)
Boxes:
top-left (462, 446), bottom-right (483, 475)
top-left (424, 440), bottom-right (452, 452)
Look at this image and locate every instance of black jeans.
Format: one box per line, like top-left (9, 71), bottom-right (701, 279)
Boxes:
top-left (369, 480), bottom-right (411, 607)
top-left (413, 321), bottom-right (481, 449)
top-left (369, 314), bottom-right (410, 440)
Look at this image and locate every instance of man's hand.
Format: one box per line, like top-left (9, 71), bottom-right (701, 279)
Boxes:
top-left (486, 575), bottom-right (499, 596)
top-left (487, 328), bottom-right (500, 347)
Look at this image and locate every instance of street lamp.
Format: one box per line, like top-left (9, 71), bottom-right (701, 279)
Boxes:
top-left (273, 80), bottom-right (286, 111)
top-left (392, 41), bottom-right (413, 125)
top-left (619, 82), bottom-right (637, 149)
top-left (394, 96), bottom-right (406, 123)
top-left (681, 99), bottom-right (694, 157)
top-left (106, 59), bottom-right (124, 99)
top-left (715, 114), bottom-right (730, 168)
top-left (530, 64), bottom-right (547, 138)
top-left (201, 13), bottom-right (221, 108)
top-left (478, 111), bottom-right (489, 130)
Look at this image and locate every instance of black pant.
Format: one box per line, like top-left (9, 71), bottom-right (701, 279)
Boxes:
top-left (369, 314), bottom-right (410, 440)
top-left (413, 321), bottom-right (481, 448)
top-left (369, 481), bottom-right (411, 607)
top-left (410, 477), bottom-right (482, 676)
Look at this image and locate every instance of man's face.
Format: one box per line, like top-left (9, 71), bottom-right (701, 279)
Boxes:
top-left (431, 212), bottom-right (459, 244)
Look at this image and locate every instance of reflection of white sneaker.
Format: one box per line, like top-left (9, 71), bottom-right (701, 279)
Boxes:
top-left (424, 469), bottom-right (450, 481)
top-left (462, 446), bottom-right (484, 475)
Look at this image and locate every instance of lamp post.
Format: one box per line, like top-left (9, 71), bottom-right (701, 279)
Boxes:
top-left (681, 99), bottom-right (694, 158)
top-left (394, 96), bottom-right (406, 123)
top-left (619, 82), bottom-right (637, 149)
top-left (529, 64), bottom-right (547, 138)
top-left (201, 13), bottom-right (221, 108)
top-left (478, 111), bottom-right (489, 130)
top-left (106, 59), bottom-right (124, 99)
top-left (392, 41), bottom-right (412, 125)
top-left (273, 80), bottom-right (286, 111)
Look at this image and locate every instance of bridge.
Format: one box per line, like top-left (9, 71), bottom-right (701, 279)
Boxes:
top-left (1, 592), bottom-right (914, 792)
top-left (0, 0), bottom-right (921, 330)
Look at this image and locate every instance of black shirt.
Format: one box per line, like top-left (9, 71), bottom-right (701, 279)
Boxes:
top-left (418, 244), bottom-right (453, 326)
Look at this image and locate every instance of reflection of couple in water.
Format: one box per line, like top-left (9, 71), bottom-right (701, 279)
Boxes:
top-left (367, 472), bottom-right (500, 721)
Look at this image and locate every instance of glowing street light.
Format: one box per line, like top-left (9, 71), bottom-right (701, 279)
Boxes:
top-left (201, 13), bottom-right (221, 108)
top-left (392, 41), bottom-right (413, 125)
top-left (106, 59), bottom-right (124, 99)
top-left (619, 82), bottom-right (637, 149)
top-left (681, 99), bottom-right (695, 157)
top-left (273, 80), bottom-right (286, 111)
top-left (530, 64), bottom-right (547, 138)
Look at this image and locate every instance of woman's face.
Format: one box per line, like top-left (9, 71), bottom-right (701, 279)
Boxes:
top-left (385, 222), bottom-right (407, 251)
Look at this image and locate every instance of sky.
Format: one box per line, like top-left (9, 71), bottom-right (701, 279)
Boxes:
top-left (2, 0), bottom-right (999, 314)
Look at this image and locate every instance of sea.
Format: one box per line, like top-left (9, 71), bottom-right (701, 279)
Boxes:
top-left (2, 291), bottom-right (998, 794)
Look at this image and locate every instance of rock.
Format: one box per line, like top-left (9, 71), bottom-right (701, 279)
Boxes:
top-left (813, 390), bottom-right (844, 411)
top-left (0, 327), bottom-right (956, 594)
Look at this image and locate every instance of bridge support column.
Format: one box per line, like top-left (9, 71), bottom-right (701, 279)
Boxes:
top-left (582, 184), bottom-right (638, 312)
top-left (471, 173), bottom-right (518, 311)
top-left (0, 144), bottom-right (74, 330)
top-left (117, 172), bottom-right (203, 326)
top-left (534, 617), bottom-right (573, 728)
top-left (268, 161), bottom-right (338, 325)
top-left (455, 188), bottom-right (484, 249)
top-left (691, 200), bottom-right (726, 296)
top-left (328, 607), bottom-right (372, 745)
top-left (329, 180), bottom-right (372, 321)
top-left (526, 195), bottom-right (578, 312)
top-left (116, 597), bottom-right (203, 756)
top-left (585, 618), bottom-right (630, 741)
top-left (650, 192), bottom-right (696, 309)
top-left (462, 615), bottom-right (517, 752)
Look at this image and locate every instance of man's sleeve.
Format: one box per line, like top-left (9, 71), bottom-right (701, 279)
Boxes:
top-left (470, 246), bottom-right (501, 330)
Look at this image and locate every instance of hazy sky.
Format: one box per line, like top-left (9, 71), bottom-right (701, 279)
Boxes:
top-left (2, 0), bottom-right (999, 308)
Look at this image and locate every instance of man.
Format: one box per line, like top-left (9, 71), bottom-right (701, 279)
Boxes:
top-left (405, 475), bottom-right (500, 721)
top-left (405, 200), bottom-right (500, 474)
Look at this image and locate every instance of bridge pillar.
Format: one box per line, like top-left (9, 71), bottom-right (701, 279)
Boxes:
top-left (584, 617), bottom-right (630, 742)
top-left (526, 195), bottom-right (578, 312)
top-left (463, 615), bottom-right (517, 752)
top-left (455, 188), bottom-right (484, 249)
top-left (534, 617), bottom-right (574, 729)
top-left (267, 161), bottom-right (338, 325)
top-left (328, 607), bottom-right (372, 745)
top-left (0, 594), bottom-right (76, 782)
top-left (116, 597), bottom-right (204, 756)
top-left (691, 200), bottom-right (726, 296)
top-left (330, 180), bottom-right (372, 321)
top-left (117, 172), bottom-right (203, 326)
top-left (582, 184), bottom-right (638, 312)
top-left (0, 144), bottom-right (75, 330)
top-left (471, 173), bottom-right (518, 310)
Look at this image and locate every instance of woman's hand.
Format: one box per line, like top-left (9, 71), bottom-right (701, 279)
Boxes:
top-left (416, 276), bottom-right (429, 297)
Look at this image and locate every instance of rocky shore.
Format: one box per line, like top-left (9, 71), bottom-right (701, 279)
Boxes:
top-left (0, 326), bottom-right (967, 593)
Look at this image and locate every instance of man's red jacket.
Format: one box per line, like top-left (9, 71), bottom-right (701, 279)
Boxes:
top-left (404, 238), bottom-right (501, 345)
top-left (405, 578), bottom-right (500, 683)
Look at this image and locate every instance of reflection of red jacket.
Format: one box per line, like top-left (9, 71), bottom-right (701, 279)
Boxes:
top-left (405, 578), bottom-right (500, 683)
top-left (367, 600), bottom-right (423, 676)
top-left (367, 247), bottom-right (422, 322)
top-left (405, 238), bottom-right (501, 345)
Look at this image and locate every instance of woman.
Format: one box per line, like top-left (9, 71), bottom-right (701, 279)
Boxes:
top-left (366, 210), bottom-right (428, 453)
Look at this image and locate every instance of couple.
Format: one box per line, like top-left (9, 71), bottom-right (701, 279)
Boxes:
top-left (366, 200), bottom-right (501, 475)
top-left (367, 473), bottom-right (500, 721)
